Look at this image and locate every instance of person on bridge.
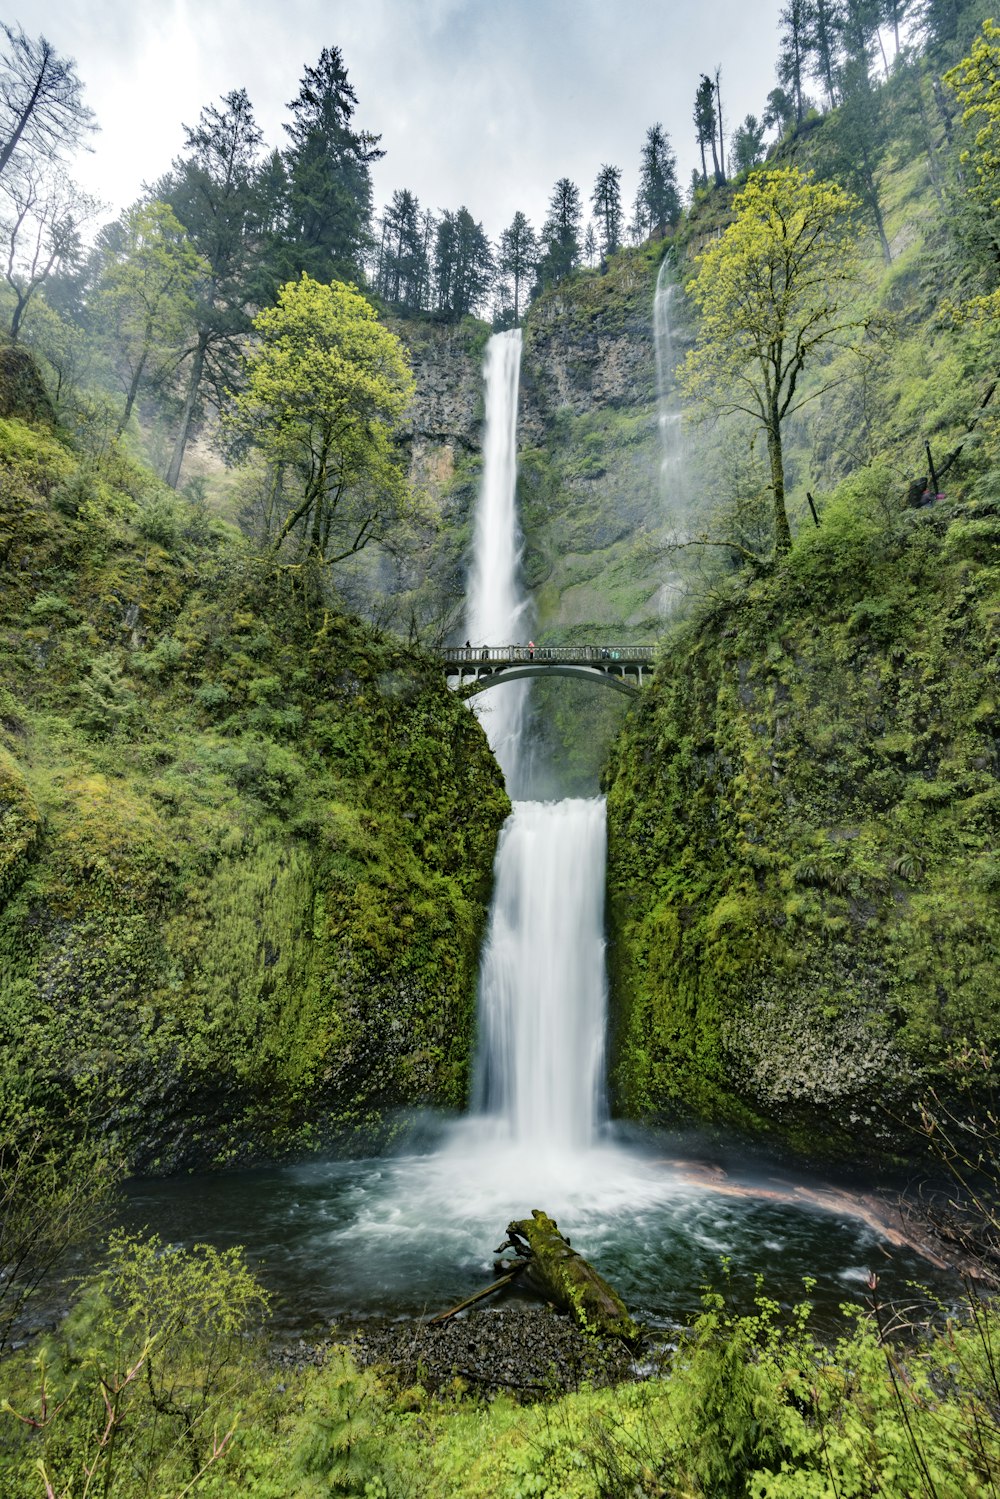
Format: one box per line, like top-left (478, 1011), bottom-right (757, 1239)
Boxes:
top-left (528, 640), bottom-right (535, 659)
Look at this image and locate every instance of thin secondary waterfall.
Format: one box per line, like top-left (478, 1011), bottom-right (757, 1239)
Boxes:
top-left (653, 256), bottom-right (687, 512)
top-left (465, 328), bottom-right (530, 790)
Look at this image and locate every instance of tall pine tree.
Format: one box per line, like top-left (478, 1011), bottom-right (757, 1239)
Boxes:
top-left (636, 123), bottom-right (680, 237)
top-left (276, 46), bottom-right (382, 289)
top-left (591, 163), bottom-right (624, 260)
top-left (537, 177), bottom-right (582, 287)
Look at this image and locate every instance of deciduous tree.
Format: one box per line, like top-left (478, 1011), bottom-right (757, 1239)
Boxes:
top-left (680, 167), bottom-right (867, 554)
top-left (226, 275), bottom-right (415, 567)
top-left (0, 160), bottom-right (96, 340)
top-left (95, 201), bottom-right (208, 437)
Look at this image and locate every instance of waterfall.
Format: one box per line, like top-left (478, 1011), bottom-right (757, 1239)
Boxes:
top-left (653, 257), bottom-right (687, 513)
top-left (462, 330), bottom-right (610, 1168)
top-left (465, 329), bottom-right (530, 791)
top-left (473, 799), bottom-right (608, 1152)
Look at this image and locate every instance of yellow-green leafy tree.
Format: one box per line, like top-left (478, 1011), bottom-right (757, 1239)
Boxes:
top-left (228, 273), bottom-right (415, 566)
top-left (680, 167), bottom-right (866, 555)
top-left (945, 20), bottom-right (1000, 328)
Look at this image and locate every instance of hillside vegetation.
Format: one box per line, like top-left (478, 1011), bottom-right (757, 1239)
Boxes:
top-left (0, 379), bottom-right (508, 1172)
top-left (599, 13), bottom-right (1000, 1159)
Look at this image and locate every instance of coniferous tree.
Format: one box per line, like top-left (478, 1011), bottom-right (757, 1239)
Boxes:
top-left (591, 163), bottom-right (624, 260)
top-left (636, 123), bottom-right (681, 237)
top-left (715, 68), bottom-right (728, 181)
top-left (804, 0), bottom-right (840, 107)
top-left (820, 56), bottom-right (893, 262)
top-left (838, 0), bottom-right (881, 78)
top-left (158, 88), bottom-right (266, 487)
top-left (0, 24), bottom-right (95, 181)
top-left (583, 221), bottom-right (599, 266)
top-left (764, 86), bottom-right (797, 133)
top-left (882, 0), bottom-right (910, 53)
top-left (694, 76), bottom-right (722, 184)
top-left (255, 149), bottom-right (289, 239)
top-left (374, 188), bottom-right (430, 311)
top-left (537, 177), bottom-right (583, 287)
top-left (433, 206), bottom-right (492, 319)
top-left (276, 46), bottom-right (382, 289)
top-left (778, 0), bottom-right (809, 124)
top-left (497, 210), bottom-right (538, 322)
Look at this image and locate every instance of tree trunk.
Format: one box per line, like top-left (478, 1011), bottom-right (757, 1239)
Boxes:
top-left (9, 288), bottom-right (29, 342)
top-left (767, 419), bottom-right (792, 554)
top-left (165, 333), bottom-right (208, 489)
top-left (497, 1210), bottom-right (638, 1341)
top-left (710, 136), bottom-right (723, 188)
top-left (116, 352), bottom-right (148, 438)
top-left (715, 72), bottom-right (726, 183)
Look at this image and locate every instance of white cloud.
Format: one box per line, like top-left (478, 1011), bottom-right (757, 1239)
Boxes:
top-left (14, 0), bottom-right (781, 240)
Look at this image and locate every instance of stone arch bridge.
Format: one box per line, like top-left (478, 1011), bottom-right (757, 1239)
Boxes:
top-left (442, 644), bottom-right (656, 698)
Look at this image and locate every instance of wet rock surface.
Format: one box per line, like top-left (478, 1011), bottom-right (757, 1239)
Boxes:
top-left (276, 1305), bottom-right (644, 1399)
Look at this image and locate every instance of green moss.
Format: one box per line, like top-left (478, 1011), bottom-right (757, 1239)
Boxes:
top-left (604, 481), bottom-right (1000, 1160)
top-left (0, 425), bottom-right (509, 1172)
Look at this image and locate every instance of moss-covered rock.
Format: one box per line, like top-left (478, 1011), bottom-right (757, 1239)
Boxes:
top-left (0, 345), bottom-right (54, 425)
top-left (0, 429), bottom-right (509, 1172)
top-left (603, 472), bottom-right (1000, 1161)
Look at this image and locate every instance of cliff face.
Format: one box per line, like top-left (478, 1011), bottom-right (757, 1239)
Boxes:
top-left (393, 247), bottom-right (670, 651)
top-left (603, 474), bottom-right (1000, 1160)
top-left (516, 245), bottom-right (666, 637)
top-left (397, 318), bottom-right (486, 506)
top-left (0, 408), bottom-right (509, 1172)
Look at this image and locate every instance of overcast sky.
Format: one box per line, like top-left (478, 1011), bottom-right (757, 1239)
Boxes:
top-left (15, 0), bottom-right (783, 243)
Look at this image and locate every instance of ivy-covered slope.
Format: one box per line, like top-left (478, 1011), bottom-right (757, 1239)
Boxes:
top-left (0, 405), bottom-right (509, 1172)
top-left (603, 470), bottom-right (1000, 1160)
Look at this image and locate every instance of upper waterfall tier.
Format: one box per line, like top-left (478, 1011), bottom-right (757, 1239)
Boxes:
top-left (465, 328), bottom-right (530, 790)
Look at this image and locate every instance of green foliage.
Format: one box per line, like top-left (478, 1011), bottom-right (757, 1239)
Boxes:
top-left (604, 477), bottom-right (1000, 1157)
top-left (95, 200), bottom-right (209, 436)
top-left (680, 167), bottom-right (867, 555)
top-left (289, 1352), bottom-right (385, 1497)
top-left (358, 1283), bottom-right (1000, 1498)
top-left (0, 406), bottom-right (508, 1173)
top-left (226, 275), bottom-right (415, 567)
top-left (0, 1232), bottom-right (276, 1499)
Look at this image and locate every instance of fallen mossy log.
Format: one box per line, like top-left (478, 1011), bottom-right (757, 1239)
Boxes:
top-left (496, 1209), bottom-right (639, 1342)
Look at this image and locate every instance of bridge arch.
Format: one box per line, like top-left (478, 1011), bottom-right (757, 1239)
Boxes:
top-left (459, 664), bottom-right (641, 698)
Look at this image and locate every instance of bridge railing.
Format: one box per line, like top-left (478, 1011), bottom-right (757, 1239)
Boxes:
top-left (442, 644), bottom-right (656, 666)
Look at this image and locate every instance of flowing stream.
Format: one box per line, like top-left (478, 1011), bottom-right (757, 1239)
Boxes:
top-left (120, 330), bottom-right (950, 1339)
